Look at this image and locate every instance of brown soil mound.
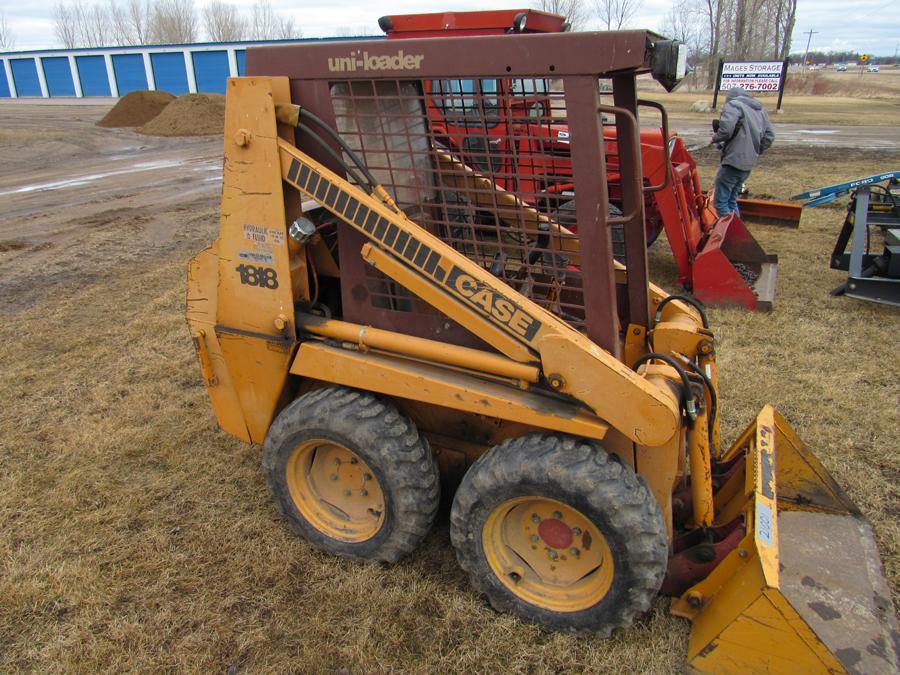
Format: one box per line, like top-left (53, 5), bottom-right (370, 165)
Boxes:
top-left (138, 93), bottom-right (226, 137)
top-left (96, 90), bottom-right (175, 128)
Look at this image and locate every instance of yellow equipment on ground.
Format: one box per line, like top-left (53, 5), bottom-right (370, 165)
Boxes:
top-left (186, 28), bottom-right (898, 673)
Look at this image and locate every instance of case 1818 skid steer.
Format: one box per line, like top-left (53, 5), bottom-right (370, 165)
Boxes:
top-left (186, 28), bottom-right (898, 673)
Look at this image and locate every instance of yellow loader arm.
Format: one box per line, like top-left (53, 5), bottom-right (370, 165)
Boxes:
top-left (272, 99), bottom-right (683, 447)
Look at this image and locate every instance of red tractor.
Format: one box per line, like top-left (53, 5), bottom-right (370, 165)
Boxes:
top-left (379, 9), bottom-right (799, 310)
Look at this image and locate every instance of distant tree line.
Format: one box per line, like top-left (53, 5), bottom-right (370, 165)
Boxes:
top-left (533, 0), bottom-right (799, 89)
top-left (52, 0), bottom-right (300, 48)
top-left (791, 50), bottom-right (894, 65)
top-left (658, 0), bottom-right (798, 86)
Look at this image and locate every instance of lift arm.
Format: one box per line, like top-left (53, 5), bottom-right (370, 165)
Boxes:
top-left (272, 99), bottom-right (682, 446)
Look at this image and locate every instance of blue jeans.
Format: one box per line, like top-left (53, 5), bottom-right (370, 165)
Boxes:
top-left (714, 165), bottom-right (751, 216)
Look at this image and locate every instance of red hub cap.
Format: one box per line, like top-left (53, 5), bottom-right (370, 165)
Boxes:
top-left (538, 518), bottom-right (573, 549)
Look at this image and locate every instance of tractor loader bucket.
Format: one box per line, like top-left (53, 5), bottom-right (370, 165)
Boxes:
top-left (692, 211), bottom-right (778, 311)
top-left (737, 197), bottom-right (803, 228)
top-left (672, 406), bottom-right (899, 674)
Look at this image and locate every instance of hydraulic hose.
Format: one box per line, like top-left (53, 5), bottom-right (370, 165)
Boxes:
top-left (296, 121), bottom-right (368, 190)
top-left (295, 107), bottom-right (380, 192)
top-left (681, 359), bottom-right (717, 445)
top-left (654, 294), bottom-right (709, 328)
top-left (632, 352), bottom-right (696, 421)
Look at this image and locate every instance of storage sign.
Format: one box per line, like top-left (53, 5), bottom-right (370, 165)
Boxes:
top-left (720, 61), bottom-right (784, 92)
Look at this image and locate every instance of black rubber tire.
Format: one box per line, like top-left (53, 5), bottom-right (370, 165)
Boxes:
top-left (557, 200), bottom-right (626, 263)
top-left (263, 386), bottom-right (440, 563)
top-left (450, 433), bottom-right (667, 635)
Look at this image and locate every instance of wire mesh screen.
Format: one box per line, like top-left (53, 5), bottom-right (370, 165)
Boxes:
top-left (329, 76), bottom-right (607, 330)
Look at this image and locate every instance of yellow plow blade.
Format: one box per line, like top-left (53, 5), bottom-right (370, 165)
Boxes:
top-left (672, 405), bottom-right (899, 674)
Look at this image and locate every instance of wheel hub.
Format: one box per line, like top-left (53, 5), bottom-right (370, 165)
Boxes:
top-left (286, 439), bottom-right (385, 542)
top-left (482, 496), bottom-right (614, 612)
top-left (538, 518), bottom-right (573, 549)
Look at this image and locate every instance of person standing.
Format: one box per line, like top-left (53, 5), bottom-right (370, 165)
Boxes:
top-left (711, 87), bottom-right (775, 216)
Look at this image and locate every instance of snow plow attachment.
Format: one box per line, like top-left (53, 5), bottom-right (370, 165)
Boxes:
top-left (672, 406), bottom-right (899, 674)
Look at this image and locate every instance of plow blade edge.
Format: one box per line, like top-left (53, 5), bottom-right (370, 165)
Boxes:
top-left (672, 406), bottom-right (899, 674)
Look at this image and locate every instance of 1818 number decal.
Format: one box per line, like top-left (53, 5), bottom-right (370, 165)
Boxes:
top-left (236, 264), bottom-right (279, 289)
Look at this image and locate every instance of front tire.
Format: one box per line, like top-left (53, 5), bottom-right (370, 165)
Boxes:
top-left (263, 386), bottom-right (440, 563)
top-left (450, 433), bottom-right (667, 634)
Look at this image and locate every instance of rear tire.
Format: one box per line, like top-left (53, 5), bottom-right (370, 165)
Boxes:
top-left (263, 386), bottom-right (439, 563)
top-left (557, 200), bottom-right (626, 262)
top-left (450, 433), bottom-right (667, 635)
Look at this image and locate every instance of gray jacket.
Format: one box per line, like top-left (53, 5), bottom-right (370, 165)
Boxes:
top-left (714, 88), bottom-right (775, 171)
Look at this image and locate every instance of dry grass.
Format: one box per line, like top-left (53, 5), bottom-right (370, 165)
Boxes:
top-left (638, 68), bottom-right (900, 126)
top-left (0, 133), bottom-right (898, 670)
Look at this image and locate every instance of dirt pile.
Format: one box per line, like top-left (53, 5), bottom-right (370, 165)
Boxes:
top-left (96, 90), bottom-right (175, 128)
top-left (138, 93), bottom-right (226, 137)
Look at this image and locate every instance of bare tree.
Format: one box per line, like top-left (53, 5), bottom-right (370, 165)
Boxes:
top-left (203, 0), bottom-right (245, 41)
top-left (595, 0), bottom-right (644, 30)
top-left (532, 0), bottom-right (589, 30)
top-left (0, 10), bottom-right (15, 50)
top-left (54, 2), bottom-right (80, 48)
top-left (149, 0), bottom-right (198, 43)
top-left (126, 0), bottom-right (151, 43)
top-left (108, 0), bottom-right (149, 45)
top-left (659, 0), bottom-right (706, 55)
top-left (86, 2), bottom-right (112, 46)
top-left (248, 1), bottom-right (300, 40)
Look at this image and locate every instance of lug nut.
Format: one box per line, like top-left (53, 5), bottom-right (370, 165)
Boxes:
top-left (363, 473), bottom-right (372, 481)
top-left (343, 489), bottom-right (351, 497)
top-left (360, 489), bottom-right (368, 497)
top-left (334, 458), bottom-right (342, 466)
top-left (572, 527), bottom-right (581, 536)
top-left (350, 458), bottom-right (358, 465)
top-left (531, 534), bottom-right (539, 543)
top-left (570, 547), bottom-right (579, 556)
top-left (548, 550), bottom-right (558, 560)
top-left (330, 474), bottom-right (338, 481)
top-left (532, 514), bottom-right (541, 523)
top-left (553, 511), bottom-right (562, 520)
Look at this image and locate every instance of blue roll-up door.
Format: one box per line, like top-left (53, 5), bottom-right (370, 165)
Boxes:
top-left (0, 62), bottom-right (10, 97)
top-left (42, 56), bottom-right (76, 96)
top-left (192, 51), bottom-right (228, 94)
top-left (76, 55), bottom-right (110, 96)
top-left (11, 58), bottom-right (42, 97)
top-left (150, 52), bottom-right (189, 95)
top-left (236, 50), bottom-right (246, 76)
top-left (112, 53), bottom-right (148, 95)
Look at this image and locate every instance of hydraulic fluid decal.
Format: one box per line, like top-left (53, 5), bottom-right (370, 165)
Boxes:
top-left (284, 157), bottom-right (543, 344)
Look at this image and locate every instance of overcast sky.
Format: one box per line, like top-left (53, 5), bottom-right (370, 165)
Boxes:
top-left (1, 0), bottom-right (898, 56)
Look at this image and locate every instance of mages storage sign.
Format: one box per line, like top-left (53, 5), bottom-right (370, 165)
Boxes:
top-left (713, 58), bottom-right (789, 111)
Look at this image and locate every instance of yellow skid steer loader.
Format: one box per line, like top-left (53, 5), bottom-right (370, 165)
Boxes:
top-left (186, 29), bottom-right (898, 673)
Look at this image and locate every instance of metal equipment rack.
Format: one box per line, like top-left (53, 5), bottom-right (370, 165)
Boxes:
top-left (792, 171), bottom-right (900, 306)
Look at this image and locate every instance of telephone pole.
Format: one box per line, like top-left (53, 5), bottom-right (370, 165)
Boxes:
top-left (802, 30), bottom-right (819, 66)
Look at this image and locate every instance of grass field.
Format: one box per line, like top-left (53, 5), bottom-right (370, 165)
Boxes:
top-left (0, 102), bottom-right (898, 672)
top-left (641, 68), bottom-right (900, 125)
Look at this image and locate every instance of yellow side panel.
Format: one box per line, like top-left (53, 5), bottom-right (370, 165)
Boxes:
top-left (217, 77), bottom-right (297, 339)
top-left (290, 342), bottom-right (610, 441)
top-left (186, 244), bottom-right (251, 442)
top-left (216, 332), bottom-right (293, 444)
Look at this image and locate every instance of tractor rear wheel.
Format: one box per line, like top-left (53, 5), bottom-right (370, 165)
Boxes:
top-left (450, 433), bottom-right (667, 634)
top-left (556, 200), bottom-right (626, 262)
top-left (263, 386), bottom-right (439, 563)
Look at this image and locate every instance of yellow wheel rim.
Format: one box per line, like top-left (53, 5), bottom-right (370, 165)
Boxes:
top-left (482, 497), bottom-right (614, 612)
top-left (285, 439), bottom-right (386, 543)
